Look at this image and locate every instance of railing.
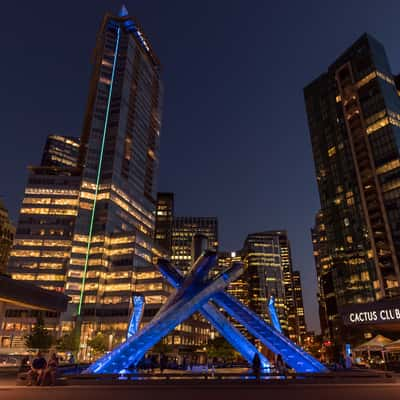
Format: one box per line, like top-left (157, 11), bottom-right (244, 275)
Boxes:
top-left (64, 369), bottom-right (395, 385)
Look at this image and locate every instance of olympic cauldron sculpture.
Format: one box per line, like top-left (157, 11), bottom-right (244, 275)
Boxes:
top-left (87, 250), bottom-right (327, 374)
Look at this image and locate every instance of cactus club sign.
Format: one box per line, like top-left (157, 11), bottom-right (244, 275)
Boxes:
top-left (342, 299), bottom-right (400, 326)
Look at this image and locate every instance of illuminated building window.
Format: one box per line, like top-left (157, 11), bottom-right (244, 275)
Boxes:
top-left (356, 71), bottom-right (377, 88)
top-left (37, 274), bottom-right (65, 281)
top-left (104, 284), bottom-right (131, 292)
top-left (366, 117), bottom-right (389, 134)
top-left (376, 159), bottom-right (400, 175)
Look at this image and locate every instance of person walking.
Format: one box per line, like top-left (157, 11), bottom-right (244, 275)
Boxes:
top-left (276, 354), bottom-right (286, 376)
top-left (252, 353), bottom-right (261, 379)
top-left (345, 353), bottom-right (353, 370)
top-left (160, 353), bottom-right (167, 374)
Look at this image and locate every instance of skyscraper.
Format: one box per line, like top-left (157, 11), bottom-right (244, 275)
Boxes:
top-left (8, 135), bottom-right (81, 291)
top-left (0, 200), bottom-right (15, 274)
top-left (41, 135), bottom-right (80, 169)
top-left (169, 216), bottom-right (218, 347)
top-left (311, 210), bottom-right (333, 340)
top-left (270, 231), bottom-right (300, 343)
top-left (218, 250), bottom-right (248, 305)
top-left (242, 232), bottom-right (287, 330)
top-left (171, 217), bottom-right (218, 274)
top-left (8, 7), bottom-right (168, 347)
top-left (154, 192), bottom-right (174, 256)
top-left (305, 34), bottom-right (400, 342)
top-left (292, 270), bottom-right (307, 343)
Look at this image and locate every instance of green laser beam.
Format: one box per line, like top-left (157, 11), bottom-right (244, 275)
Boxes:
top-left (77, 26), bottom-right (121, 316)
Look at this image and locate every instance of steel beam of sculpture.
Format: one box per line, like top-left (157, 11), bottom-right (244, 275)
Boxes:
top-left (127, 295), bottom-right (145, 339)
top-left (212, 292), bottom-right (327, 372)
top-left (87, 250), bottom-right (327, 374)
top-left (268, 296), bottom-right (282, 333)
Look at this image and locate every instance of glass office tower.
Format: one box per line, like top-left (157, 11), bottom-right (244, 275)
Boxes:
top-left (243, 232), bottom-right (287, 329)
top-left (269, 231), bottom-right (300, 343)
top-left (8, 135), bottom-right (81, 291)
top-left (64, 8), bottom-right (166, 342)
top-left (292, 271), bottom-right (307, 343)
top-left (154, 192), bottom-right (174, 256)
top-left (0, 200), bottom-right (15, 274)
top-left (41, 135), bottom-right (80, 169)
top-left (305, 34), bottom-right (400, 342)
top-left (8, 8), bottom-right (168, 348)
top-left (171, 217), bottom-right (218, 274)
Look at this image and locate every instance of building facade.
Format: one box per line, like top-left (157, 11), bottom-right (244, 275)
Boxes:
top-left (292, 270), bottom-right (307, 343)
top-left (171, 217), bottom-right (218, 274)
top-left (154, 192), bottom-right (174, 256)
top-left (270, 231), bottom-right (301, 343)
top-left (7, 8), bottom-right (169, 350)
top-left (311, 210), bottom-right (334, 340)
top-left (41, 135), bottom-right (80, 169)
top-left (218, 250), bottom-right (249, 304)
top-left (305, 34), bottom-right (400, 342)
top-left (0, 200), bottom-right (15, 274)
top-left (242, 232), bottom-right (287, 330)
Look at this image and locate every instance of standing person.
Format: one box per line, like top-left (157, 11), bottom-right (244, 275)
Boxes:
top-left (41, 353), bottom-right (59, 386)
top-left (182, 356), bottom-right (187, 371)
top-left (345, 353), bottom-right (353, 370)
top-left (150, 354), bottom-right (157, 373)
top-left (160, 353), bottom-right (167, 374)
top-left (144, 354), bottom-right (151, 373)
top-left (27, 351), bottom-right (46, 386)
top-left (252, 353), bottom-right (261, 379)
top-left (276, 354), bottom-right (285, 376)
top-left (68, 353), bottom-right (75, 364)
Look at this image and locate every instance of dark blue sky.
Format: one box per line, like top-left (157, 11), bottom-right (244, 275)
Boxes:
top-left (1, 1), bottom-right (400, 332)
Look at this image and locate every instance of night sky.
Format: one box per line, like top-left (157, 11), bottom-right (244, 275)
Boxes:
top-left (1, 0), bottom-right (400, 332)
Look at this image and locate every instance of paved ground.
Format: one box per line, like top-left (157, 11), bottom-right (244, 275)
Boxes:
top-left (0, 383), bottom-right (400, 400)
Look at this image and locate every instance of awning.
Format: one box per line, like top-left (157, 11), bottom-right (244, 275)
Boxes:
top-left (354, 334), bottom-right (392, 352)
top-left (384, 338), bottom-right (400, 352)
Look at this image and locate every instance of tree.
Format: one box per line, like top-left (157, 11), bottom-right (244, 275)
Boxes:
top-left (87, 332), bottom-right (108, 356)
top-left (206, 337), bottom-right (235, 362)
top-left (25, 314), bottom-right (54, 351)
top-left (56, 327), bottom-right (80, 354)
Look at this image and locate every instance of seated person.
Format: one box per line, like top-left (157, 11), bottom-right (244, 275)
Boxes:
top-left (41, 353), bottom-right (59, 386)
top-left (27, 351), bottom-right (47, 386)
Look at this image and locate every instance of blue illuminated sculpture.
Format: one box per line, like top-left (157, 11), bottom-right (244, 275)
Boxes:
top-left (268, 296), bottom-right (282, 333)
top-left (127, 296), bottom-right (145, 339)
top-left (87, 251), bottom-right (327, 374)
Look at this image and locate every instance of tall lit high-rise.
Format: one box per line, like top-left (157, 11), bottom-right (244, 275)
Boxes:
top-left (242, 232), bottom-right (287, 330)
top-left (0, 200), bottom-right (15, 274)
top-left (171, 217), bottom-right (218, 273)
top-left (154, 193), bottom-right (174, 256)
top-left (305, 34), bottom-right (400, 342)
top-left (311, 210), bottom-right (333, 341)
top-left (41, 135), bottom-right (80, 169)
top-left (268, 231), bottom-right (300, 343)
top-left (8, 134), bottom-right (81, 291)
top-left (8, 7), bottom-right (168, 346)
top-left (292, 270), bottom-right (307, 343)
